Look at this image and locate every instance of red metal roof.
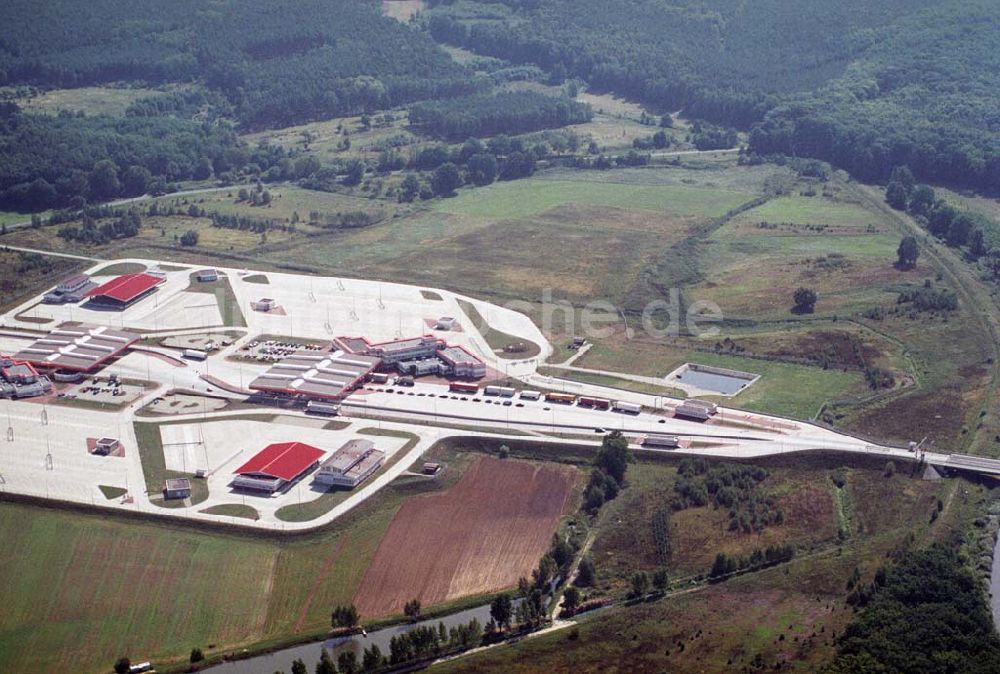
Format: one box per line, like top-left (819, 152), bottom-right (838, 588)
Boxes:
top-left (234, 442), bottom-right (325, 482)
top-left (86, 273), bottom-right (163, 303)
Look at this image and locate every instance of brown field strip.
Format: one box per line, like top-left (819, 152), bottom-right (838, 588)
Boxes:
top-left (354, 456), bottom-right (576, 617)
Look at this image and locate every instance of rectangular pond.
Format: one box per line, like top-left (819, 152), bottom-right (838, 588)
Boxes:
top-left (668, 363), bottom-right (758, 396)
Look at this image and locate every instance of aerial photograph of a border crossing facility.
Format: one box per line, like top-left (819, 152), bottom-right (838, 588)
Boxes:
top-left (4, 256), bottom-right (981, 532)
top-left (4, 255), bottom-right (1000, 674)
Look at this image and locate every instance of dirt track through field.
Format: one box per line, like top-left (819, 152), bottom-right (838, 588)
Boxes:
top-left (354, 456), bottom-right (576, 617)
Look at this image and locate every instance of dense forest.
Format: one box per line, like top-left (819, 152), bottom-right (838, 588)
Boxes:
top-left (425, 0), bottom-right (999, 191)
top-left (409, 91), bottom-right (591, 140)
top-left (0, 106), bottom-right (266, 210)
top-left (824, 545), bottom-right (1000, 673)
top-left (0, 0), bottom-right (475, 129)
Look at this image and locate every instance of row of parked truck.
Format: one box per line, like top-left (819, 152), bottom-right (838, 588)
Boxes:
top-left (449, 383), bottom-right (644, 414)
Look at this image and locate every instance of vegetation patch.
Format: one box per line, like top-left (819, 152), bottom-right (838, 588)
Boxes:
top-left (458, 299), bottom-right (541, 358)
top-left (200, 504), bottom-right (260, 520)
top-left (91, 262), bottom-right (146, 276)
top-left (434, 177), bottom-right (750, 220)
top-left (97, 485), bottom-right (127, 500)
top-left (0, 250), bottom-right (82, 312)
top-left (14, 86), bottom-right (172, 117)
top-left (185, 271), bottom-right (247, 327)
top-left (132, 422), bottom-right (209, 508)
top-left (536, 366), bottom-right (686, 398)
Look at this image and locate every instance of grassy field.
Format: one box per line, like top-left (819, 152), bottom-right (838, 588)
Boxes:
top-left (430, 547), bottom-right (861, 674)
top-left (199, 503), bottom-right (260, 520)
top-left (92, 262), bottom-right (147, 276)
top-left (536, 366), bottom-right (687, 398)
top-left (685, 188), bottom-right (927, 320)
top-left (98, 485), bottom-right (128, 500)
top-left (241, 112), bottom-right (419, 164)
top-left (730, 193), bottom-right (882, 229)
top-left (0, 186), bottom-right (398, 265)
top-left (11, 85), bottom-right (171, 116)
top-left (434, 177), bottom-right (751, 220)
top-left (0, 209), bottom-right (48, 227)
top-left (381, 0), bottom-right (425, 22)
top-left (589, 455), bottom-right (938, 590)
top-left (0, 249), bottom-right (84, 312)
top-left (149, 185), bottom-right (395, 226)
top-left (576, 336), bottom-right (865, 419)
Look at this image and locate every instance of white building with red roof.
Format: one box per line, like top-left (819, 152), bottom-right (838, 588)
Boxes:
top-left (231, 441), bottom-right (326, 493)
top-left (85, 272), bottom-right (165, 308)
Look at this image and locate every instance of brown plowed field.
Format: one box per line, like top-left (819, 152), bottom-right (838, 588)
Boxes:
top-left (354, 455), bottom-right (576, 617)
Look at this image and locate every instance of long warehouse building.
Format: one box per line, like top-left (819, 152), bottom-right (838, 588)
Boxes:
top-left (13, 323), bottom-right (139, 372)
top-left (314, 439), bottom-right (385, 488)
top-left (249, 349), bottom-right (381, 400)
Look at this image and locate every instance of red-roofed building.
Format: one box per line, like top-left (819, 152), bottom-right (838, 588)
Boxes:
top-left (232, 441), bottom-right (325, 492)
top-left (86, 273), bottom-right (164, 308)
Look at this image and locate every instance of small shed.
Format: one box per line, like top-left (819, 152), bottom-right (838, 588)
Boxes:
top-left (196, 269), bottom-right (219, 282)
top-left (94, 437), bottom-right (121, 456)
top-left (164, 478), bottom-right (192, 500)
top-left (422, 462), bottom-right (442, 475)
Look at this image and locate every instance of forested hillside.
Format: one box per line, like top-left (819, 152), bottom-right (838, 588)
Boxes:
top-left (0, 0), bottom-right (483, 210)
top-left (0, 0), bottom-right (996, 211)
top-left (0, 0), bottom-right (475, 128)
top-left (425, 0), bottom-right (999, 191)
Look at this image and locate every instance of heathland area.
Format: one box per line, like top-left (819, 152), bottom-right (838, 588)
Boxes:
top-left (1, 1), bottom-right (1000, 672)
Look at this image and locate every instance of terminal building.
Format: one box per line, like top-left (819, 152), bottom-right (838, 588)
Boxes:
top-left (0, 356), bottom-right (52, 398)
top-left (85, 272), bottom-right (164, 309)
top-left (438, 345), bottom-right (487, 379)
top-left (355, 335), bottom-right (443, 365)
top-left (232, 441), bottom-right (326, 493)
top-left (314, 439), bottom-right (385, 488)
top-left (42, 274), bottom-right (95, 304)
top-left (337, 335), bottom-right (486, 379)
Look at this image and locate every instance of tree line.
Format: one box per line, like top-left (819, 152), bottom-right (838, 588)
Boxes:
top-left (0, 108), bottom-right (271, 211)
top-left (408, 91), bottom-right (591, 141)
